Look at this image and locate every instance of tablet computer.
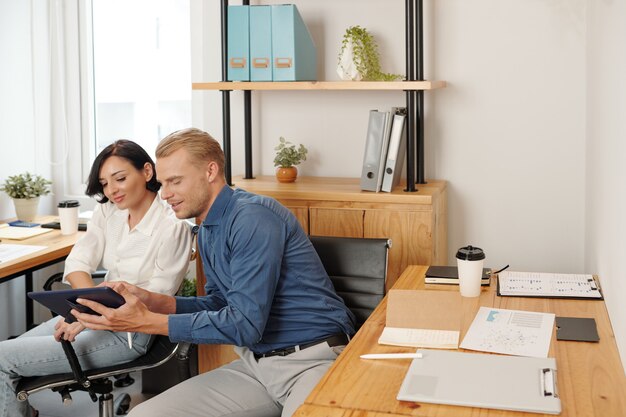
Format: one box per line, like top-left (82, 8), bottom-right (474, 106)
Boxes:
top-left (28, 287), bottom-right (125, 323)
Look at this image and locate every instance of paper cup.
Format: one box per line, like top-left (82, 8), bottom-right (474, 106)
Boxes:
top-left (58, 200), bottom-right (80, 235)
top-left (456, 245), bottom-right (485, 298)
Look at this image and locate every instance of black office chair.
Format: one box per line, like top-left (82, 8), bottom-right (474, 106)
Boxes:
top-left (309, 236), bottom-right (390, 330)
top-left (16, 271), bottom-right (195, 416)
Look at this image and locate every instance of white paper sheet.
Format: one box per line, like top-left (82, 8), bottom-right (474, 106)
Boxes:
top-left (0, 244), bottom-right (47, 264)
top-left (460, 307), bottom-right (554, 358)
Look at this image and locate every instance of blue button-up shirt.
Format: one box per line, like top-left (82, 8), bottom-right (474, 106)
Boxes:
top-left (168, 186), bottom-right (355, 353)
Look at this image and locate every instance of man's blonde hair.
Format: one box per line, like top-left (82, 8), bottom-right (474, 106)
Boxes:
top-left (156, 128), bottom-right (225, 176)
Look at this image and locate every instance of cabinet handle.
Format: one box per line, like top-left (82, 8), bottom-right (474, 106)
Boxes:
top-left (275, 57), bottom-right (292, 68)
top-left (253, 58), bottom-right (269, 68)
top-left (230, 57), bottom-right (246, 68)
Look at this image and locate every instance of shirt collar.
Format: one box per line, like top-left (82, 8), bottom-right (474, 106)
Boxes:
top-left (202, 185), bottom-right (233, 227)
top-left (132, 195), bottom-right (163, 236)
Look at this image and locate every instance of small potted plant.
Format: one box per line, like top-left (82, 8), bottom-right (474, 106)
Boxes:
top-left (337, 25), bottom-right (403, 81)
top-left (273, 137), bottom-right (308, 183)
top-left (0, 172), bottom-right (52, 221)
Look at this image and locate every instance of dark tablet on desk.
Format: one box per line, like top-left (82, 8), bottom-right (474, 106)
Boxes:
top-left (28, 287), bottom-right (125, 323)
top-left (41, 222), bottom-right (87, 231)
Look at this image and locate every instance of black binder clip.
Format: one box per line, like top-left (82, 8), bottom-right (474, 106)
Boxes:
top-left (541, 368), bottom-right (559, 398)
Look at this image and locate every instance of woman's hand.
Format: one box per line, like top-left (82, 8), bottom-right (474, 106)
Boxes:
top-left (54, 317), bottom-right (86, 342)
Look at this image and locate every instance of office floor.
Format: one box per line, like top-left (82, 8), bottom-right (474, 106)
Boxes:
top-left (29, 371), bottom-right (150, 417)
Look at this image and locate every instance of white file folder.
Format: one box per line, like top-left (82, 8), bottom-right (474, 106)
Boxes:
top-left (360, 110), bottom-right (389, 192)
top-left (381, 109), bottom-right (406, 192)
top-left (397, 349), bottom-right (561, 414)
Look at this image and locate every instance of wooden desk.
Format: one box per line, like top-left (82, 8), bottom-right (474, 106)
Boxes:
top-left (295, 266), bottom-right (626, 417)
top-left (0, 216), bottom-right (84, 329)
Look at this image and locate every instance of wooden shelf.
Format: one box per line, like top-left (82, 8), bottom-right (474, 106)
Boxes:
top-left (232, 175), bottom-right (446, 205)
top-left (192, 80), bottom-right (446, 91)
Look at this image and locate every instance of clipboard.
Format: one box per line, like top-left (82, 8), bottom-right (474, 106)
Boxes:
top-left (397, 349), bottom-right (561, 414)
top-left (28, 287), bottom-right (125, 324)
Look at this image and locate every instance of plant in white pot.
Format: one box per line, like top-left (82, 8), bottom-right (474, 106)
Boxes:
top-left (0, 172), bottom-right (52, 222)
top-left (337, 25), bottom-right (403, 81)
top-left (274, 137), bottom-right (308, 183)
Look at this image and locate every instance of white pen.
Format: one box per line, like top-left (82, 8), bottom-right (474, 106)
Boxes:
top-left (127, 332), bottom-right (133, 350)
top-left (360, 353), bottom-right (423, 360)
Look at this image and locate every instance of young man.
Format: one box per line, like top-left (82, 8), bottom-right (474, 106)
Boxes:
top-left (74, 128), bottom-right (356, 417)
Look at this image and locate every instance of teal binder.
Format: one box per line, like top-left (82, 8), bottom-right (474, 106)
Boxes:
top-left (249, 6), bottom-right (272, 81)
top-left (227, 5), bottom-right (249, 81)
top-left (270, 5), bottom-right (316, 81)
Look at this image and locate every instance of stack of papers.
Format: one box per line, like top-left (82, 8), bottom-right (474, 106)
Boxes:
top-left (378, 290), bottom-right (462, 349)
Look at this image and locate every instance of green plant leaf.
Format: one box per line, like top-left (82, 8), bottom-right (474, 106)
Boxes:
top-left (0, 172), bottom-right (52, 199)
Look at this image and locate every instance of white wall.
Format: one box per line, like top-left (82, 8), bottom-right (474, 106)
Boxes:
top-left (195, 0), bottom-right (587, 273)
top-left (586, 0), bottom-right (626, 366)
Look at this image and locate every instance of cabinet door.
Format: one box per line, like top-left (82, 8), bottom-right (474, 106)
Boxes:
top-left (288, 207), bottom-right (309, 234)
top-left (364, 210), bottom-right (434, 288)
top-left (277, 199), bottom-right (309, 234)
top-left (310, 208), bottom-right (364, 237)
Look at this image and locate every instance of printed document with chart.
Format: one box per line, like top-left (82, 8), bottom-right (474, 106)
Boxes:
top-left (460, 307), bottom-right (554, 357)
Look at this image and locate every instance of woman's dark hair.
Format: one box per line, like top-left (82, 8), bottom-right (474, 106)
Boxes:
top-left (85, 140), bottom-right (160, 203)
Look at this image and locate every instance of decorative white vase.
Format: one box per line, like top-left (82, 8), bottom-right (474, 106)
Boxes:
top-left (12, 197), bottom-right (40, 222)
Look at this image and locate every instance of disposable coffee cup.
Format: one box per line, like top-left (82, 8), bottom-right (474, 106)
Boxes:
top-left (58, 200), bottom-right (80, 235)
top-left (455, 245), bottom-right (485, 297)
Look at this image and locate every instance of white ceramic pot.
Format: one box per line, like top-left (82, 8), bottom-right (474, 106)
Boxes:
top-left (13, 197), bottom-right (40, 222)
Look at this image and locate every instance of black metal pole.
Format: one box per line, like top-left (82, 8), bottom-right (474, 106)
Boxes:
top-left (243, 0), bottom-right (253, 179)
top-left (221, 0), bottom-right (232, 186)
top-left (244, 91), bottom-right (253, 178)
top-left (405, 0), bottom-right (416, 191)
top-left (416, 0), bottom-right (425, 184)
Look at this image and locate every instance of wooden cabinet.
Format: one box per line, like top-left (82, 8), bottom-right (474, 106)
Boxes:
top-left (232, 175), bottom-right (447, 289)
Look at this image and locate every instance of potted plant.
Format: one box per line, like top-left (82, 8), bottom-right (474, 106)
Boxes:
top-left (0, 172), bottom-right (52, 221)
top-left (273, 137), bottom-right (308, 183)
top-left (337, 25), bottom-right (403, 81)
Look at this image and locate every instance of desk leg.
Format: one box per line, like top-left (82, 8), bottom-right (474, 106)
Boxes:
top-left (25, 271), bottom-right (34, 330)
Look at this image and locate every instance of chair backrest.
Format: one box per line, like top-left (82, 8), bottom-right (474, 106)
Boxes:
top-left (310, 236), bottom-right (390, 330)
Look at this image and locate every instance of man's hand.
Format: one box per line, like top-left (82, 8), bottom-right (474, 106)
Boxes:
top-left (99, 281), bottom-right (176, 314)
top-left (53, 317), bottom-right (85, 342)
top-left (71, 284), bottom-right (169, 335)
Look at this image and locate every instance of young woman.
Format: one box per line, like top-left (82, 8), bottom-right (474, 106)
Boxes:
top-left (0, 140), bottom-right (192, 417)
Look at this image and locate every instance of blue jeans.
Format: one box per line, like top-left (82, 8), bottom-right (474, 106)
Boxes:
top-left (0, 317), bottom-right (152, 417)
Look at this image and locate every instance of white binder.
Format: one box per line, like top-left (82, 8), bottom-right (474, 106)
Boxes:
top-left (381, 109), bottom-right (406, 192)
top-left (360, 110), bottom-right (389, 192)
top-left (397, 349), bottom-right (561, 414)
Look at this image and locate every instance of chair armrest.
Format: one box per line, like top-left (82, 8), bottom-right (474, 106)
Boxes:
top-left (175, 342), bottom-right (194, 381)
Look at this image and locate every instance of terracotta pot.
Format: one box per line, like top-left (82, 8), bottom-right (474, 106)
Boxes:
top-left (276, 166), bottom-right (298, 183)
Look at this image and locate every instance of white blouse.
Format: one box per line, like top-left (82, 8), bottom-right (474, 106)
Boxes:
top-left (63, 196), bottom-right (192, 296)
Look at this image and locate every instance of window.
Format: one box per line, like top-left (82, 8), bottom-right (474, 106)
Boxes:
top-left (90, 0), bottom-right (191, 161)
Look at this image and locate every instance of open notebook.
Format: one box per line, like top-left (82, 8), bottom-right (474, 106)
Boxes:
top-left (378, 290), bottom-right (461, 349)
